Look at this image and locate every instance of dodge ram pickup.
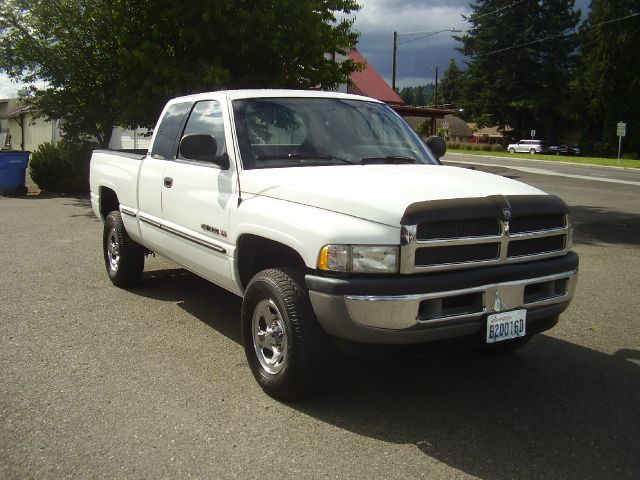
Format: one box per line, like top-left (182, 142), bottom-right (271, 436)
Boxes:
top-left (90, 90), bottom-right (579, 399)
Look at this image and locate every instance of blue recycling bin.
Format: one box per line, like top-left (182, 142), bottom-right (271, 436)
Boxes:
top-left (0, 150), bottom-right (30, 196)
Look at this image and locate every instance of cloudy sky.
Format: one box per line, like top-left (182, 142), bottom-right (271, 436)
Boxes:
top-left (351, 0), bottom-right (589, 89)
top-left (0, 0), bottom-right (588, 98)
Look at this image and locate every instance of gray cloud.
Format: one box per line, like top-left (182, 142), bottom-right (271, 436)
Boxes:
top-left (352, 0), bottom-right (589, 88)
top-left (350, 0), bottom-right (470, 87)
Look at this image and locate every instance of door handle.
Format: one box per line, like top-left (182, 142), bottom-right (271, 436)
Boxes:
top-left (164, 177), bottom-right (173, 188)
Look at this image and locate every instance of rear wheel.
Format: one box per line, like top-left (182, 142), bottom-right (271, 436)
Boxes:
top-left (529, 148), bottom-right (536, 155)
top-left (241, 268), bottom-right (333, 400)
top-left (103, 211), bottom-right (145, 287)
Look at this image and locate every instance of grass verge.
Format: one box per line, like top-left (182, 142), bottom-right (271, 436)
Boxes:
top-left (446, 148), bottom-right (640, 169)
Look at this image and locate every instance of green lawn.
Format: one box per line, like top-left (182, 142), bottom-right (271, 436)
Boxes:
top-left (446, 148), bottom-right (640, 169)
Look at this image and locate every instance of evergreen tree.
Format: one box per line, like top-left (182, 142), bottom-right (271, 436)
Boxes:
top-left (399, 87), bottom-right (415, 105)
top-left (414, 86), bottom-right (425, 105)
top-left (457, 0), bottom-right (580, 142)
top-left (577, 1), bottom-right (640, 157)
top-left (438, 59), bottom-right (464, 108)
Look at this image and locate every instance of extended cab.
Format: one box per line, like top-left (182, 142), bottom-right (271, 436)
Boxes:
top-left (90, 90), bottom-right (579, 399)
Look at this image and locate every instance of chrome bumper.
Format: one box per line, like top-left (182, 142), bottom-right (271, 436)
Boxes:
top-left (308, 270), bottom-right (577, 345)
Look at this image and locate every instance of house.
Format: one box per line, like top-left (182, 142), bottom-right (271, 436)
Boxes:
top-left (347, 48), bottom-right (404, 105)
top-left (0, 97), bottom-right (151, 151)
top-left (467, 123), bottom-right (513, 145)
top-left (436, 115), bottom-right (473, 142)
top-left (0, 99), bottom-right (61, 151)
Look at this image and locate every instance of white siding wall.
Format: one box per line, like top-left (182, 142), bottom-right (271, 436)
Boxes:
top-left (23, 115), bottom-right (55, 152)
top-left (109, 127), bottom-right (153, 150)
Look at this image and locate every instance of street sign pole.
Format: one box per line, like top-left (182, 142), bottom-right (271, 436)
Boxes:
top-left (617, 122), bottom-right (627, 166)
top-left (618, 136), bottom-right (622, 165)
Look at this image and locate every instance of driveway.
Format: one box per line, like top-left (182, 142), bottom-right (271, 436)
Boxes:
top-left (1, 163), bottom-right (639, 479)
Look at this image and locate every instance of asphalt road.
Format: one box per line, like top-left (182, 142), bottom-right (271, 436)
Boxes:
top-left (1, 161), bottom-right (639, 479)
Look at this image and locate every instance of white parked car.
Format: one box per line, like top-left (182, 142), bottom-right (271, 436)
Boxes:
top-left (507, 139), bottom-right (548, 154)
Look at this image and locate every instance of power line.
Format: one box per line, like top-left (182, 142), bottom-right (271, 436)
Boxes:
top-left (398, 11), bottom-right (640, 76)
top-left (398, 0), bottom-right (526, 47)
top-left (473, 11), bottom-right (640, 58)
top-left (398, 28), bottom-right (462, 46)
top-left (466, 0), bottom-right (527, 21)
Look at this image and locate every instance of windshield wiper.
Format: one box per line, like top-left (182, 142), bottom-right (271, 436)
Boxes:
top-left (360, 155), bottom-right (421, 165)
top-left (256, 153), bottom-right (353, 163)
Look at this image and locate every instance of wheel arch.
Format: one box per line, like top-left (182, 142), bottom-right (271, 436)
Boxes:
top-left (99, 186), bottom-right (120, 220)
top-left (236, 234), bottom-right (310, 292)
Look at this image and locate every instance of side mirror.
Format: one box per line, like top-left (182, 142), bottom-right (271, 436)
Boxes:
top-left (179, 134), bottom-right (229, 169)
top-left (426, 135), bottom-right (447, 159)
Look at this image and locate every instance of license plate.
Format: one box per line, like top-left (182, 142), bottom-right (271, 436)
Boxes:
top-left (486, 309), bottom-right (527, 343)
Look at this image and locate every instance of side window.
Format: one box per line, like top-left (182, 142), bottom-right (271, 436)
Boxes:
top-left (150, 102), bottom-right (192, 160)
top-left (181, 100), bottom-right (226, 159)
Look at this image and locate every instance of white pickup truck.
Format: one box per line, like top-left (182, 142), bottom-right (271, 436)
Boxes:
top-left (90, 90), bottom-right (578, 399)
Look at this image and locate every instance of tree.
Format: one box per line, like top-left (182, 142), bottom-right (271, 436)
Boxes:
top-left (399, 86), bottom-right (415, 105)
top-left (0, 0), bottom-right (124, 146)
top-left (456, 0), bottom-right (580, 142)
top-left (577, 1), bottom-right (640, 157)
top-left (438, 59), bottom-right (464, 108)
top-left (414, 85), bottom-right (425, 105)
top-left (114, 0), bottom-right (360, 128)
top-left (0, 0), bottom-right (360, 147)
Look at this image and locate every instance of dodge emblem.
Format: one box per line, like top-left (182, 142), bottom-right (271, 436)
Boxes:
top-left (502, 208), bottom-right (512, 220)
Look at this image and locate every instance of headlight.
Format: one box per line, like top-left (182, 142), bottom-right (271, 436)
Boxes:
top-left (318, 245), bottom-right (399, 274)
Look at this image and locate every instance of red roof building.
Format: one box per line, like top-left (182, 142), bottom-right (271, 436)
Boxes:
top-left (347, 48), bottom-right (404, 105)
top-left (345, 48), bottom-right (457, 135)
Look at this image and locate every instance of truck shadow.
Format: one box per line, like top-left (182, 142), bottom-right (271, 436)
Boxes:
top-left (134, 267), bottom-right (639, 479)
top-left (569, 205), bottom-right (640, 246)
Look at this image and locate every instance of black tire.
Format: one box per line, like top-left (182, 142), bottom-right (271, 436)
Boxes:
top-left (485, 335), bottom-right (532, 353)
top-left (241, 268), bottom-right (333, 400)
top-left (509, 147), bottom-right (516, 153)
top-left (103, 211), bottom-right (145, 287)
top-left (529, 148), bottom-right (536, 155)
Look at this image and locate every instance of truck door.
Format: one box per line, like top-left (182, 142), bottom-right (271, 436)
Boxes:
top-left (160, 99), bottom-right (236, 291)
top-left (138, 101), bottom-right (192, 255)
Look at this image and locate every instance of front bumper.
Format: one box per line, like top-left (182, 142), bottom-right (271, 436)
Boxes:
top-left (306, 252), bottom-right (578, 345)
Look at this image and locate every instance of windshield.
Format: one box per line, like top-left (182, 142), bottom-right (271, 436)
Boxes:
top-left (232, 97), bottom-right (439, 169)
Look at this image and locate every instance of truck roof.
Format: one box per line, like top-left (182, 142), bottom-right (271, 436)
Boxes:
top-left (166, 89), bottom-right (385, 105)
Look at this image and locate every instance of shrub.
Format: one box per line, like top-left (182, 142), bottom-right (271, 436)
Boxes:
top-left (448, 142), bottom-right (460, 150)
top-left (480, 144), bottom-right (492, 152)
top-left (591, 141), bottom-right (615, 158)
top-left (491, 144), bottom-right (504, 152)
top-left (30, 138), bottom-right (97, 194)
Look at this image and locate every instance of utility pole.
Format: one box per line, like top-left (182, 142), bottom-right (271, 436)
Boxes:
top-left (392, 31), bottom-right (398, 91)
top-left (391, 28), bottom-right (461, 95)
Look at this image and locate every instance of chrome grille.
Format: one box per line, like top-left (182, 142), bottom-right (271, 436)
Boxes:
top-left (416, 218), bottom-right (500, 240)
top-left (507, 235), bottom-right (565, 258)
top-left (415, 243), bottom-right (500, 266)
top-left (401, 213), bottom-right (570, 273)
top-left (509, 214), bottom-right (565, 234)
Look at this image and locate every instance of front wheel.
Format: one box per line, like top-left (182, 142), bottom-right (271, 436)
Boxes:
top-left (103, 211), bottom-right (145, 287)
top-left (509, 147), bottom-right (516, 153)
top-left (241, 268), bottom-right (333, 400)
